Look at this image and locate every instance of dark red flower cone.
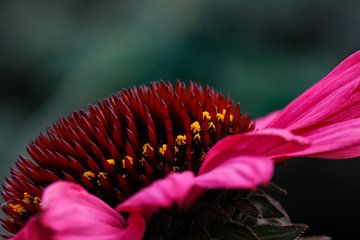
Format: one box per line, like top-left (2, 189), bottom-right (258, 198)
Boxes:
top-left (1, 81), bottom-right (253, 235)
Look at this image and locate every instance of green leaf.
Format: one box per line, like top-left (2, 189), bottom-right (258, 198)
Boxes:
top-left (192, 203), bottom-right (231, 227)
top-left (187, 229), bottom-right (215, 240)
top-left (211, 221), bottom-right (259, 240)
top-left (252, 224), bottom-right (308, 240)
top-left (300, 237), bottom-right (331, 240)
top-left (249, 195), bottom-right (285, 218)
top-left (230, 199), bottom-right (261, 218)
top-left (265, 183), bottom-right (288, 196)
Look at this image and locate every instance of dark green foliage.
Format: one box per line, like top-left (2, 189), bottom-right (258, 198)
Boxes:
top-left (143, 184), bottom-right (317, 240)
top-left (247, 195), bottom-right (285, 218)
top-left (252, 224), bottom-right (307, 240)
top-left (212, 222), bottom-right (258, 240)
top-left (300, 237), bottom-right (331, 240)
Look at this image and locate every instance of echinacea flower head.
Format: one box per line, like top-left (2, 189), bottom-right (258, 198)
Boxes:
top-left (2, 81), bottom-right (260, 237)
top-left (3, 51), bottom-right (360, 240)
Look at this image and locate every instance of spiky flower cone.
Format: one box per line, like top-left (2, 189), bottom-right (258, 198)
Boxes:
top-left (1, 81), bottom-right (252, 235)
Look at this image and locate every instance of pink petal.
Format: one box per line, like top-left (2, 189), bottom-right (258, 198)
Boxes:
top-left (261, 51), bottom-right (360, 130)
top-left (255, 51), bottom-right (360, 160)
top-left (195, 155), bottom-right (273, 188)
top-left (11, 218), bottom-right (52, 240)
top-left (117, 172), bottom-right (196, 218)
top-left (12, 181), bottom-right (145, 240)
top-left (117, 154), bottom-right (275, 217)
top-left (255, 110), bottom-right (281, 130)
top-left (192, 155), bottom-right (273, 209)
top-left (284, 119), bottom-right (360, 159)
top-left (199, 128), bottom-right (309, 172)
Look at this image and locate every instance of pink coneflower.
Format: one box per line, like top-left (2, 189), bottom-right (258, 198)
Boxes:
top-left (2, 51), bottom-right (360, 239)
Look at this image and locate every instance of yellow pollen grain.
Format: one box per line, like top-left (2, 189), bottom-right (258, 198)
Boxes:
top-left (172, 166), bottom-right (180, 172)
top-left (200, 152), bottom-right (206, 162)
top-left (98, 172), bottom-right (107, 178)
top-left (216, 109), bottom-right (226, 122)
top-left (202, 111), bottom-right (211, 120)
top-left (22, 198), bottom-right (32, 204)
top-left (159, 144), bottom-right (167, 156)
top-left (33, 197), bottom-right (41, 206)
top-left (191, 121), bottom-right (201, 133)
top-left (176, 135), bottom-right (187, 146)
top-left (83, 171), bottom-right (96, 180)
top-left (22, 192), bottom-right (32, 205)
top-left (193, 133), bottom-right (201, 141)
top-left (216, 113), bottom-right (224, 122)
top-left (7, 216), bottom-right (14, 223)
top-left (23, 192), bottom-right (32, 199)
top-left (174, 146), bottom-right (179, 154)
top-left (122, 156), bottom-right (134, 168)
top-left (208, 122), bottom-right (216, 130)
top-left (142, 143), bottom-right (153, 156)
top-left (9, 203), bottom-right (26, 215)
top-left (106, 159), bottom-right (115, 166)
top-left (127, 156), bottom-right (134, 165)
top-left (230, 114), bottom-right (234, 122)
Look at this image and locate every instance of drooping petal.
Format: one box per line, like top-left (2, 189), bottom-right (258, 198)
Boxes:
top-left (117, 172), bottom-right (196, 218)
top-left (283, 119), bottom-right (360, 159)
top-left (11, 181), bottom-right (145, 240)
top-left (11, 218), bottom-right (53, 240)
top-left (255, 110), bottom-right (281, 130)
top-left (195, 155), bottom-right (273, 188)
top-left (117, 154), bottom-right (275, 217)
top-left (255, 51), bottom-right (360, 160)
top-left (199, 128), bottom-right (309, 171)
top-left (192, 154), bottom-right (273, 209)
top-left (260, 51), bottom-right (360, 130)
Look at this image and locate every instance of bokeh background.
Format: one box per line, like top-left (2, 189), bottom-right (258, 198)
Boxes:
top-left (1, 0), bottom-right (360, 239)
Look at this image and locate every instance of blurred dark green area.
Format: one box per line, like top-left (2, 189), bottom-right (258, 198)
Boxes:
top-left (1, 0), bottom-right (360, 238)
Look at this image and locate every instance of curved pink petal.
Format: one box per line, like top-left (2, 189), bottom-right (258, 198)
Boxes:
top-left (255, 110), bottom-right (281, 130)
top-left (12, 181), bottom-right (145, 240)
top-left (117, 154), bottom-right (275, 217)
top-left (261, 51), bottom-right (360, 130)
top-left (117, 172), bottom-right (196, 218)
top-left (199, 128), bottom-right (309, 171)
top-left (195, 155), bottom-right (273, 188)
top-left (11, 218), bottom-right (53, 240)
top-left (255, 51), bottom-right (360, 160)
top-left (283, 119), bottom-right (360, 159)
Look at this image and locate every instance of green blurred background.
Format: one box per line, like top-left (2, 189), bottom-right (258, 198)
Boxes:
top-left (1, 0), bottom-right (360, 238)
